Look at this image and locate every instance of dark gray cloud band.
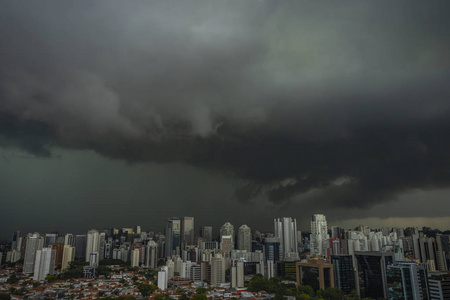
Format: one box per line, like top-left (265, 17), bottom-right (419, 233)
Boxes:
top-left (1, 1), bottom-right (450, 209)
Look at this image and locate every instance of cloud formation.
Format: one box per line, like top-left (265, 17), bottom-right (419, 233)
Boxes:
top-left (1, 1), bottom-right (450, 209)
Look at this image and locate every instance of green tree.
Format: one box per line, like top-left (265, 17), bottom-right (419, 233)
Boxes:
top-left (196, 287), bottom-right (208, 294)
top-left (45, 275), bottom-right (58, 282)
top-left (6, 275), bottom-right (18, 284)
top-left (0, 294), bottom-right (11, 300)
top-left (138, 284), bottom-right (155, 297)
top-left (192, 294), bottom-right (207, 300)
top-left (322, 287), bottom-right (345, 300)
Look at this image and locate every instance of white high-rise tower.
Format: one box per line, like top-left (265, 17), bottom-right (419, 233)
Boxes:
top-left (310, 214), bottom-right (329, 257)
top-left (85, 229), bottom-right (100, 262)
top-left (274, 217), bottom-right (298, 260)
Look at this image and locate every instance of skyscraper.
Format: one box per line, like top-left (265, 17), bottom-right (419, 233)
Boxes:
top-left (165, 217), bottom-right (181, 257)
top-left (74, 235), bottom-right (86, 259)
top-left (238, 225), bottom-right (252, 252)
top-left (386, 261), bottom-right (429, 299)
top-left (211, 253), bottom-right (226, 285)
top-left (181, 217), bottom-right (195, 246)
top-left (220, 222), bottom-right (235, 248)
top-left (85, 230), bottom-right (100, 262)
top-left (145, 240), bottom-right (158, 268)
top-left (274, 217), bottom-right (298, 259)
top-left (23, 233), bottom-right (44, 273)
top-left (355, 251), bottom-right (394, 299)
top-left (200, 226), bottom-right (213, 242)
top-left (310, 214), bottom-right (329, 257)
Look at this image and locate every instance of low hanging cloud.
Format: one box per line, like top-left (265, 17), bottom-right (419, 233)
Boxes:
top-left (1, 1), bottom-right (450, 209)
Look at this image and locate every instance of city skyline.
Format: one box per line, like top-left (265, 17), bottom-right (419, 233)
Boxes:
top-left (1, 1), bottom-right (450, 238)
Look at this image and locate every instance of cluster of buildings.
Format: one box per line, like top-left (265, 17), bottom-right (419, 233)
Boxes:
top-left (1, 214), bottom-right (450, 299)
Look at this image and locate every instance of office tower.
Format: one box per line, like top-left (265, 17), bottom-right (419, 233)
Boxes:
top-left (386, 262), bottom-right (429, 300)
top-left (221, 235), bottom-right (233, 257)
top-left (24, 233), bottom-right (44, 273)
top-left (296, 259), bottom-right (334, 290)
top-left (61, 245), bottom-right (75, 271)
top-left (131, 249), bottom-right (140, 267)
top-left (355, 251), bottom-right (394, 299)
top-left (44, 233), bottom-right (58, 247)
top-left (64, 234), bottom-right (76, 246)
top-left (238, 225), bottom-right (252, 252)
top-left (310, 214), bottom-right (329, 257)
top-left (135, 225), bottom-right (141, 235)
top-left (264, 237), bottom-right (281, 263)
top-left (33, 247), bottom-right (55, 281)
top-left (190, 264), bottom-right (201, 281)
top-left (11, 231), bottom-right (21, 251)
top-left (51, 243), bottom-right (64, 268)
top-left (181, 217), bottom-right (194, 246)
top-left (201, 226), bottom-right (213, 242)
top-left (331, 255), bottom-right (356, 294)
top-left (145, 240), bottom-right (158, 269)
top-left (274, 217), bottom-right (298, 259)
top-left (85, 230), bottom-right (100, 262)
top-left (211, 253), bottom-right (226, 285)
top-left (220, 222), bottom-right (235, 248)
top-left (75, 235), bottom-right (86, 258)
top-left (165, 218), bottom-right (181, 257)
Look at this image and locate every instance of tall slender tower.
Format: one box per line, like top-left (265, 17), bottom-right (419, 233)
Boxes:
top-left (220, 222), bottom-right (235, 249)
top-left (274, 217), bottom-right (298, 260)
top-left (23, 233), bottom-right (44, 273)
top-left (181, 217), bottom-right (195, 246)
top-left (165, 218), bottom-right (181, 257)
top-left (85, 230), bottom-right (100, 262)
top-left (238, 225), bottom-right (252, 252)
top-left (310, 214), bottom-right (329, 257)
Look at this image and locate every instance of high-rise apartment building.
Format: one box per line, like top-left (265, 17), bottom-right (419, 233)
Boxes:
top-left (23, 233), bottom-right (44, 273)
top-left (33, 247), bottom-right (55, 281)
top-left (61, 245), bottom-right (75, 271)
top-left (145, 240), bottom-right (158, 268)
top-left (238, 225), bottom-right (252, 252)
top-left (310, 214), bottom-right (329, 257)
top-left (211, 253), bottom-right (226, 285)
top-left (86, 230), bottom-right (100, 262)
top-left (274, 217), bottom-right (298, 260)
top-left (44, 233), bottom-right (58, 247)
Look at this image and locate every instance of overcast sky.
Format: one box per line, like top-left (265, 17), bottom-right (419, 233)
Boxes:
top-left (1, 1), bottom-right (450, 239)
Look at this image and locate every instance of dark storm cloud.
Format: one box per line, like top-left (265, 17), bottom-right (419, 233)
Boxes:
top-left (1, 1), bottom-right (450, 209)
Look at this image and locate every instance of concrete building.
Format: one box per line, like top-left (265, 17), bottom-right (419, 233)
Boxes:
top-left (310, 214), bottom-right (329, 257)
top-left (220, 222), bottom-right (235, 249)
top-left (145, 240), bottom-right (158, 268)
top-left (131, 248), bottom-right (140, 267)
top-left (201, 226), bottom-right (213, 242)
top-left (61, 245), bottom-right (75, 271)
top-left (33, 247), bottom-right (55, 281)
top-left (238, 225), bottom-right (252, 252)
top-left (211, 253), bottom-right (226, 285)
top-left (181, 217), bottom-right (195, 246)
top-left (23, 233), bottom-right (44, 274)
top-left (165, 218), bottom-right (181, 257)
top-left (85, 230), bottom-right (100, 262)
top-left (274, 217), bottom-right (298, 260)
